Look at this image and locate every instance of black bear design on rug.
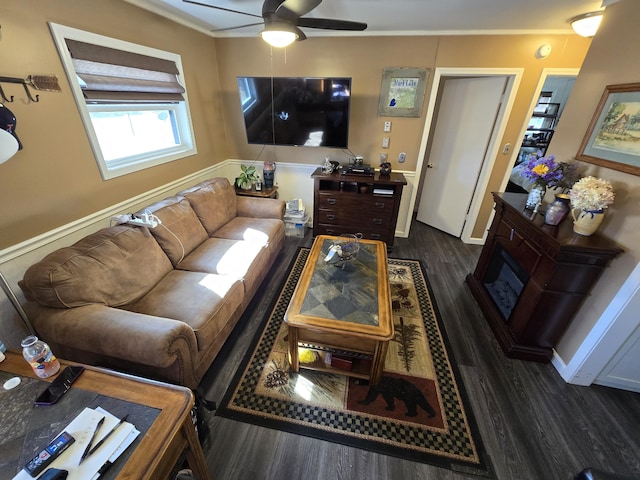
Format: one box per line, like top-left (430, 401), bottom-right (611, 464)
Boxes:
top-left (359, 376), bottom-right (436, 418)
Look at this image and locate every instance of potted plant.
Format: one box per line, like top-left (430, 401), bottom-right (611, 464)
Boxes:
top-left (235, 165), bottom-right (257, 190)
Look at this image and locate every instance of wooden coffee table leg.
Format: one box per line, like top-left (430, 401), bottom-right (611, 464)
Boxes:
top-left (288, 326), bottom-right (300, 372)
top-left (370, 340), bottom-right (390, 385)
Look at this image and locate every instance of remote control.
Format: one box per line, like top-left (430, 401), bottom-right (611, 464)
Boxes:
top-left (34, 366), bottom-right (84, 406)
top-left (24, 431), bottom-right (75, 477)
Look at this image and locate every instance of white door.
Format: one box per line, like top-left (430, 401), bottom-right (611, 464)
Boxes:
top-left (417, 76), bottom-right (507, 236)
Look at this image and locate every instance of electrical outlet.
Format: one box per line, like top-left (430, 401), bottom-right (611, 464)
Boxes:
top-left (380, 153), bottom-right (388, 162)
top-left (382, 137), bottom-right (390, 148)
top-left (383, 121), bottom-right (391, 132)
top-left (398, 152), bottom-right (406, 163)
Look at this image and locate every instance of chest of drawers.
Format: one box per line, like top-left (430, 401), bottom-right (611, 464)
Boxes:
top-left (311, 168), bottom-right (406, 246)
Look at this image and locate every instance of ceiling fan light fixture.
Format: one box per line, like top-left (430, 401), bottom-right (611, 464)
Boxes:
top-left (569, 11), bottom-right (604, 37)
top-left (259, 23), bottom-right (298, 48)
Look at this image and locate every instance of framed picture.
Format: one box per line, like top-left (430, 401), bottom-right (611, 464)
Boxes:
top-left (577, 82), bottom-right (640, 176)
top-left (378, 67), bottom-right (429, 117)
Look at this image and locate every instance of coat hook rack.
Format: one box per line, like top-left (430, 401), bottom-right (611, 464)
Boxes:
top-left (0, 75), bottom-right (62, 103)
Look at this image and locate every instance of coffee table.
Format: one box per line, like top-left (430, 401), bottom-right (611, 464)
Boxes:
top-left (284, 235), bottom-right (393, 385)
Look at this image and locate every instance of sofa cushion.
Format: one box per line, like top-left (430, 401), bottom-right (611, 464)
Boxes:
top-left (142, 197), bottom-right (209, 266)
top-left (213, 217), bottom-right (285, 255)
top-left (125, 270), bottom-right (244, 352)
top-left (180, 178), bottom-right (237, 235)
top-left (20, 226), bottom-right (173, 308)
top-left (177, 238), bottom-right (270, 296)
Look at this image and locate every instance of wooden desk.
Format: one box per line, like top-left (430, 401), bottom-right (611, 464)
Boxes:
top-left (0, 353), bottom-right (210, 480)
top-left (284, 235), bottom-right (393, 385)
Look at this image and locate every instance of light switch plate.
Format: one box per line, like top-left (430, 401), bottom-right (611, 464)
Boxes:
top-left (382, 137), bottom-right (390, 148)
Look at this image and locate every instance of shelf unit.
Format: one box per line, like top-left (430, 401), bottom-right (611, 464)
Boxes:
top-left (519, 102), bottom-right (560, 157)
top-left (311, 168), bottom-right (406, 246)
top-left (298, 343), bottom-right (373, 380)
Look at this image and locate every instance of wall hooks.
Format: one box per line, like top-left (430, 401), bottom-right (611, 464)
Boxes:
top-left (0, 75), bottom-right (62, 103)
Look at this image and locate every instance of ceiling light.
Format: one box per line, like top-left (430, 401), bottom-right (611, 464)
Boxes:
top-left (259, 23), bottom-right (298, 48)
top-left (569, 11), bottom-right (604, 37)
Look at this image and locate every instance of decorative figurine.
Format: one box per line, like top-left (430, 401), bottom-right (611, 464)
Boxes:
top-left (380, 162), bottom-right (392, 175)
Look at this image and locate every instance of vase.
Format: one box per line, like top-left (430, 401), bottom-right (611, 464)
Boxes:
top-left (525, 181), bottom-right (546, 210)
top-left (544, 194), bottom-right (571, 225)
top-left (572, 209), bottom-right (605, 236)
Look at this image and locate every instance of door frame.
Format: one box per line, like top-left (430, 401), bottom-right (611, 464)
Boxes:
top-left (498, 68), bottom-right (580, 190)
top-left (407, 68), bottom-right (523, 244)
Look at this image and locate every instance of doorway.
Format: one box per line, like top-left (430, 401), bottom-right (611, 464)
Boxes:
top-left (408, 68), bottom-right (523, 244)
top-left (416, 76), bottom-right (508, 237)
top-left (506, 69), bottom-right (578, 194)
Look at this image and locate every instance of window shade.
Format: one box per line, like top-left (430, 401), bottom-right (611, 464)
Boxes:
top-left (65, 39), bottom-right (185, 102)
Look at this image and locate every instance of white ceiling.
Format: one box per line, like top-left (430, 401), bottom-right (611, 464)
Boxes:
top-left (125, 0), bottom-right (611, 39)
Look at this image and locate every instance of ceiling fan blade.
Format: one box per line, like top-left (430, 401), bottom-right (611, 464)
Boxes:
top-left (213, 22), bottom-right (265, 32)
top-left (294, 26), bottom-right (307, 41)
top-left (262, 0), bottom-right (286, 16)
top-left (296, 17), bottom-right (367, 31)
top-left (182, 0), bottom-right (262, 19)
top-left (276, 0), bottom-right (322, 20)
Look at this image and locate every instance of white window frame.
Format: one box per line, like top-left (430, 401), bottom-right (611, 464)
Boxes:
top-left (49, 23), bottom-right (197, 180)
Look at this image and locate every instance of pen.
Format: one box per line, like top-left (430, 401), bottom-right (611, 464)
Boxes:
top-left (86, 414), bottom-right (129, 458)
top-left (80, 416), bottom-right (104, 464)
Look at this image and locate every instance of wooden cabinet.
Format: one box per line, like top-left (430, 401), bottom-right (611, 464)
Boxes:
top-left (466, 192), bottom-right (623, 362)
top-left (311, 168), bottom-right (406, 246)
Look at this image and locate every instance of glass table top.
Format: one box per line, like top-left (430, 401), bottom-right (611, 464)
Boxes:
top-left (299, 238), bottom-right (380, 326)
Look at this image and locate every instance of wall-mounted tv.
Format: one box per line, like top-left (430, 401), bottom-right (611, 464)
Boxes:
top-left (237, 76), bottom-right (351, 148)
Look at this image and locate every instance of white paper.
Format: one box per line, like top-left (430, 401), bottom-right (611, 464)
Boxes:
top-left (12, 407), bottom-right (136, 480)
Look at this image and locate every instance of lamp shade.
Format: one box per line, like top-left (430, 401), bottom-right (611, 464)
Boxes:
top-left (260, 23), bottom-right (298, 48)
top-left (570, 11), bottom-right (604, 37)
top-left (0, 129), bottom-right (19, 164)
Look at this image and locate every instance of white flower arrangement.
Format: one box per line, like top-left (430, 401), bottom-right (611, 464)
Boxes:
top-left (569, 176), bottom-right (615, 211)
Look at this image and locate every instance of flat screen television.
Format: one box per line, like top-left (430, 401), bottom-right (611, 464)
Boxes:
top-left (237, 76), bottom-right (351, 148)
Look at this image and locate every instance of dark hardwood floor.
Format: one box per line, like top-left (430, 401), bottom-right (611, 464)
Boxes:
top-left (198, 220), bottom-right (640, 480)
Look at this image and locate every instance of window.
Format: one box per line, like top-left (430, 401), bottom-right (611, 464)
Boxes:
top-left (49, 23), bottom-right (196, 180)
top-left (238, 77), bottom-right (257, 113)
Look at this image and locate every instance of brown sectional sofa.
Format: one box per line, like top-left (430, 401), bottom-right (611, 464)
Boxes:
top-left (19, 178), bottom-right (285, 388)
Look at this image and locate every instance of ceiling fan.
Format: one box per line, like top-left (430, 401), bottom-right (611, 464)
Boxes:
top-left (183, 0), bottom-right (367, 47)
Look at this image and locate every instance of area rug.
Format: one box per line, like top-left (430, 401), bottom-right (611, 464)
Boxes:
top-left (218, 248), bottom-right (492, 477)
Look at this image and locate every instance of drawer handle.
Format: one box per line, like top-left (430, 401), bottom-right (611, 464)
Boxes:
top-left (373, 218), bottom-right (383, 225)
top-left (374, 202), bottom-right (385, 208)
top-left (326, 229), bottom-right (336, 235)
top-left (327, 198), bottom-right (337, 205)
top-left (510, 228), bottom-right (514, 241)
top-left (371, 233), bottom-right (381, 239)
top-left (327, 214), bottom-right (335, 221)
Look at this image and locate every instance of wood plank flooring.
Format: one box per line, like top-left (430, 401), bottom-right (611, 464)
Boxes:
top-left (198, 220), bottom-right (640, 480)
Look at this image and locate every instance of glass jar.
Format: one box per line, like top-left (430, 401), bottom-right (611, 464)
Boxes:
top-left (21, 335), bottom-right (60, 378)
top-left (544, 193), bottom-right (571, 225)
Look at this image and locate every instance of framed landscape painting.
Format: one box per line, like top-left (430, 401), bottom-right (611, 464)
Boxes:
top-left (577, 82), bottom-right (640, 176)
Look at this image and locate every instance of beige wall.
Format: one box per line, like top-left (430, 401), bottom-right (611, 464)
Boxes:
top-left (0, 0), bottom-right (227, 249)
top-left (0, 2), bottom-right (591, 251)
top-left (549, 0), bottom-right (640, 361)
top-left (215, 34), bottom-right (591, 238)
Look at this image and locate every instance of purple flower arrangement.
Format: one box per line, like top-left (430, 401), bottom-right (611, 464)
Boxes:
top-left (520, 150), bottom-right (580, 190)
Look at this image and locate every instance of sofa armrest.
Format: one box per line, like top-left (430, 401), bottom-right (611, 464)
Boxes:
top-left (25, 303), bottom-right (197, 369)
top-left (237, 196), bottom-right (285, 219)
